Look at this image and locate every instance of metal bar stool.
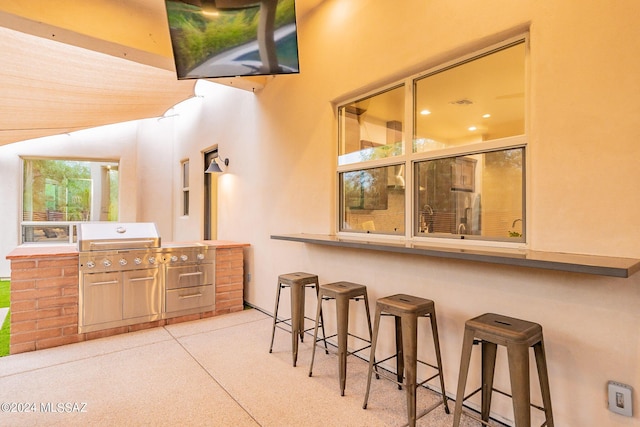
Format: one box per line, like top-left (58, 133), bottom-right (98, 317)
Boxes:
top-left (309, 281), bottom-right (374, 396)
top-left (453, 313), bottom-right (554, 427)
top-left (269, 272), bottom-right (327, 367)
top-left (363, 294), bottom-right (449, 427)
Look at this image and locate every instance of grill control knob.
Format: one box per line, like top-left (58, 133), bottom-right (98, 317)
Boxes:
top-left (119, 258), bottom-right (127, 266)
top-left (86, 261), bottom-right (95, 268)
top-left (134, 257), bottom-right (142, 265)
top-left (180, 255), bottom-right (188, 262)
top-left (197, 253), bottom-right (205, 260)
top-left (103, 259), bottom-right (112, 267)
top-left (171, 255), bottom-right (178, 262)
top-left (148, 257), bottom-right (156, 264)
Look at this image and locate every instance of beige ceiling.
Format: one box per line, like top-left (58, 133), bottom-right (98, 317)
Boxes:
top-left (0, 0), bottom-right (323, 146)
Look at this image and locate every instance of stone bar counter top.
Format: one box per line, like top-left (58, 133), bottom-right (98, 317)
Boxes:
top-left (271, 233), bottom-right (640, 278)
top-left (6, 240), bottom-right (249, 354)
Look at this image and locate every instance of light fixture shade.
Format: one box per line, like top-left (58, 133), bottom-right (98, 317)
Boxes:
top-left (205, 157), bottom-right (229, 174)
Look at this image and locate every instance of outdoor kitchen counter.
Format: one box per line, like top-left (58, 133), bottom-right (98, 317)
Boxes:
top-left (6, 244), bottom-right (78, 259)
top-left (6, 240), bottom-right (249, 354)
top-left (5, 240), bottom-right (250, 259)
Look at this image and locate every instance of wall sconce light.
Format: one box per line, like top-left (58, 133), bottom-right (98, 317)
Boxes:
top-left (205, 157), bottom-right (229, 173)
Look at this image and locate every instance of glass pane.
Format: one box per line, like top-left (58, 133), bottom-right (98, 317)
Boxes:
top-left (338, 85), bottom-right (404, 165)
top-left (413, 42), bottom-right (525, 152)
top-left (415, 148), bottom-right (523, 240)
top-left (22, 224), bottom-right (71, 243)
top-left (23, 159), bottom-right (119, 223)
top-left (340, 165), bottom-right (405, 234)
top-left (182, 160), bottom-right (189, 187)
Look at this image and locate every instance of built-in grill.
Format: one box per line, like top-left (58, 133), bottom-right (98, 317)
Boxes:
top-left (78, 223), bottom-right (215, 334)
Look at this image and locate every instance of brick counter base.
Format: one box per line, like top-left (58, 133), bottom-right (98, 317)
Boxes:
top-left (9, 247), bottom-right (245, 354)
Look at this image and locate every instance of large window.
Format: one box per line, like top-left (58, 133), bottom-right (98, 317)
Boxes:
top-left (338, 39), bottom-right (526, 243)
top-left (22, 158), bottom-right (119, 244)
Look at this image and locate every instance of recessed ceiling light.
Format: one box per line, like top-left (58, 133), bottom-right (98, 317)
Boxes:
top-left (420, 109), bottom-right (431, 115)
top-left (468, 126), bottom-right (477, 131)
top-left (482, 113), bottom-right (491, 118)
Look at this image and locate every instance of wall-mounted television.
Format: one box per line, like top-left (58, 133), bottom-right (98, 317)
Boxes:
top-left (164, 0), bottom-right (300, 79)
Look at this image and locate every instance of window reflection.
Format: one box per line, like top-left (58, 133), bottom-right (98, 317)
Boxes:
top-left (415, 148), bottom-right (523, 240)
top-left (414, 42), bottom-right (525, 151)
top-left (338, 85), bottom-right (404, 165)
top-left (340, 165), bottom-right (405, 234)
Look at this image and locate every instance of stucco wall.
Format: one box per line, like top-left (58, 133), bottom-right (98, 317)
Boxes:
top-left (208, 1), bottom-right (640, 425)
top-left (1, 0), bottom-right (639, 425)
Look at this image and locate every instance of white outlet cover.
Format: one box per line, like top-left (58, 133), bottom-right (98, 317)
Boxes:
top-left (608, 381), bottom-right (633, 417)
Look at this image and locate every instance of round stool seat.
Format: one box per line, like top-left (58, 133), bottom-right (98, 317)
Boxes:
top-left (466, 313), bottom-right (543, 346)
top-left (376, 294), bottom-right (435, 315)
top-left (278, 272), bottom-right (320, 286)
top-left (319, 281), bottom-right (367, 299)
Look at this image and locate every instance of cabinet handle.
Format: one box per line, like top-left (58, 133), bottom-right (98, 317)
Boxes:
top-left (89, 280), bottom-right (119, 286)
top-left (178, 293), bottom-right (203, 299)
top-left (130, 276), bottom-right (155, 283)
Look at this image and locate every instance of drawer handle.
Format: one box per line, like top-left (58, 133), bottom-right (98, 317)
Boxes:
top-left (178, 272), bottom-right (203, 279)
top-left (89, 280), bottom-right (119, 286)
top-left (178, 293), bottom-right (203, 299)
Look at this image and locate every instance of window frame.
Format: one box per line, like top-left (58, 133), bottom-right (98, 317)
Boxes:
top-left (20, 156), bottom-right (120, 245)
top-left (336, 35), bottom-right (529, 248)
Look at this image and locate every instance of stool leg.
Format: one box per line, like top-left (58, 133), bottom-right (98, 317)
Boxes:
top-left (336, 294), bottom-right (350, 396)
top-left (290, 283), bottom-right (303, 367)
top-left (362, 290), bottom-right (378, 377)
top-left (534, 341), bottom-right (554, 427)
top-left (363, 304), bottom-right (382, 409)
top-left (507, 343), bottom-right (531, 427)
top-left (453, 327), bottom-right (475, 427)
top-left (395, 316), bottom-right (404, 390)
top-left (401, 313), bottom-right (418, 427)
top-left (314, 283), bottom-right (329, 354)
top-left (269, 282), bottom-right (283, 353)
top-left (308, 292), bottom-right (324, 376)
top-left (481, 341), bottom-right (498, 422)
top-left (429, 311), bottom-right (450, 414)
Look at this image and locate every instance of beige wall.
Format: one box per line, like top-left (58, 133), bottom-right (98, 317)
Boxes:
top-left (206, 1), bottom-right (640, 425)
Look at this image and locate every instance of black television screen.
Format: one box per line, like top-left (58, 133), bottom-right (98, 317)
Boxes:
top-left (165, 0), bottom-right (300, 79)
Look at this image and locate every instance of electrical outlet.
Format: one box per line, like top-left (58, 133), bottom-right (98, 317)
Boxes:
top-left (247, 272), bottom-right (251, 283)
top-left (608, 381), bottom-right (633, 417)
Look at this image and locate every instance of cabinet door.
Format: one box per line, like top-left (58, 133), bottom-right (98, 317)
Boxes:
top-left (82, 271), bottom-right (122, 326)
top-left (123, 269), bottom-right (161, 319)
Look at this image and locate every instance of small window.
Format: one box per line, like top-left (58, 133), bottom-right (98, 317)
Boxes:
top-left (182, 160), bottom-right (189, 216)
top-left (21, 158), bottom-right (119, 244)
top-left (340, 165), bottom-right (405, 235)
top-left (338, 85), bottom-right (405, 166)
top-left (415, 148), bottom-right (524, 241)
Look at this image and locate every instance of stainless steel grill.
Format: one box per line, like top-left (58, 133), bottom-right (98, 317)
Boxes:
top-left (77, 223), bottom-right (215, 333)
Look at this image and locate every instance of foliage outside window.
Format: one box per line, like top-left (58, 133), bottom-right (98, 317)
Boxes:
top-left (22, 159), bottom-right (119, 244)
top-left (338, 39), bottom-right (526, 243)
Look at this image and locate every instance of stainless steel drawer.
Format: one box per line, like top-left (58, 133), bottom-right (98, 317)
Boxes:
top-left (165, 284), bottom-right (214, 313)
top-left (165, 264), bottom-right (213, 290)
